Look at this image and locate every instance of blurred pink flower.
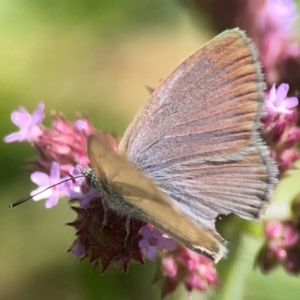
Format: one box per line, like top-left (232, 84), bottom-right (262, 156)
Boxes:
top-left (4, 103), bottom-right (44, 143)
top-left (257, 220), bottom-right (300, 274)
top-left (265, 83), bottom-right (298, 115)
top-left (161, 246), bottom-right (219, 297)
top-left (30, 161), bottom-right (69, 208)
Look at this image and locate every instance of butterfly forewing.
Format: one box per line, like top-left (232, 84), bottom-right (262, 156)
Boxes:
top-left (88, 135), bottom-right (226, 262)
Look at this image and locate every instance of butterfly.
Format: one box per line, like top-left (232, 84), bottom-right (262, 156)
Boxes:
top-left (85, 28), bottom-right (278, 263)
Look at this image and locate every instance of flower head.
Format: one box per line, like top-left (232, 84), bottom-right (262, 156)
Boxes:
top-left (4, 103), bottom-right (45, 143)
top-left (68, 199), bottom-right (146, 273)
top-left (5, 103), bottom-right (220, 295)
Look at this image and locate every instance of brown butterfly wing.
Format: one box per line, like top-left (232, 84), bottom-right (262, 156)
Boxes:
top-left (118, 29), bottom-right (277, 234)
top-left (88, 135), bottom-right (227, 262)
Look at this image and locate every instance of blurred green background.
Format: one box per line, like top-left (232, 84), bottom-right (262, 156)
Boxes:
top-left (1, 1), bottom-right (300, 299)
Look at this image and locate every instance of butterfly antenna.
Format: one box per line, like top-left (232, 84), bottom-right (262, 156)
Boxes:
top-left (9, 175), bottom-right (85, 208)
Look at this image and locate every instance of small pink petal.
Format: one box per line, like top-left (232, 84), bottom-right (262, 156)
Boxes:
top-left (269, 84), bottom-right (277, 102)
top-left (31, 103), bottom-right (45, 124)
top-left (4, 132), bottom-right (24, 143)
top-left (160, 238), bottom-right (177, 251)
top-left (45, 193), bottom-right (60, 208)
top-left (162, 257), bottom-right (178, 278)
top-left (138, 239), bottom-right (148, 249)
top-left (265, 221), bottom-right (283, 239)
top-left (276, 83), bottom-right (289, 100)
top-left (11, 110), bottom-right (30, 127)
top-left (75, 120), bottom-right (88, 131)
top-left (152, 227), bottom-right (163, 238)
top-left (30, 172), bottom-right (50, 186)
top-left (284, 97), bottom-right (298, 108)
top-left (141, 226), bottom-right (152, 238)
top-left (146, 247), bottom-right (157, 261)
top-left (50, 162), bottom-right (61, 181)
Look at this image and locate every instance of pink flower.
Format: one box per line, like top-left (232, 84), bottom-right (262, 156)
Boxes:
top-left (30, 161), bottom-right (68, 208)
top-left (138, 226), bottom-right (177, 260)
top-left (265, 83), bottom-right (298, 115)
top-left (4, 103), bottom-right (45, 143)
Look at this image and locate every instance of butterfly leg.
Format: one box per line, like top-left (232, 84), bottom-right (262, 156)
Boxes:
top-left (124, 217), bottom-right (130, 247)
top-left (100, 197), bottom-right (108, 231)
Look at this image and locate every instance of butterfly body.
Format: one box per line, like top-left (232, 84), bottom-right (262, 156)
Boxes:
top-left (87, 28), bottom-right (277, 263)
top-left (83, 166), bottom-right (140, 217)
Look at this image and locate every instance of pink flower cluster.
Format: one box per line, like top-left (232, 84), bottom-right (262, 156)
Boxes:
top-left (257, 82), bottom-right (300, 274)
top-left (257, 220), bottom-right (300, 274)
top-left (161, 246), bottom-right (219, 297)
top-left (262, 83), bottom-right (300, 173)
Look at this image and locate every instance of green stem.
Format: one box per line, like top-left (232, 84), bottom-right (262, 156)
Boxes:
top-left (209, 218), bottom-right (249, 300)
